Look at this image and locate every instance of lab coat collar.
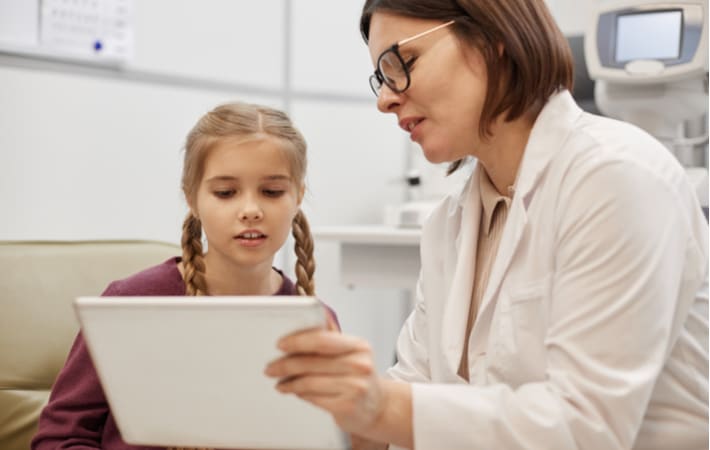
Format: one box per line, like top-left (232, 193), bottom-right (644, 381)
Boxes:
top-left (514, 90), bottom-right (582, 207)
top-left (442, 168), bottom-right (481, 371)
top-left (452, 90), bottom-right (581, 209)
top-left (477, 89), bottom-right (583, 324)
top-left (450, 90), bottom-right (581, 246)
top-left (443, 90), bottom-right (583, 373)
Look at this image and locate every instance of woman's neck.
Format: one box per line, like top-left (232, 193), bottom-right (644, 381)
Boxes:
top-left (475, 108), bottom-right (539, 196)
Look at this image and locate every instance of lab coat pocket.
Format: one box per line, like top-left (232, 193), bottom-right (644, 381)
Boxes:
top-left (488, 276), bottom-right (550, 386)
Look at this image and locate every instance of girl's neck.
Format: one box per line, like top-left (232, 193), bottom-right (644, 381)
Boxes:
top-left (186, 253), bottom-right (283, 296)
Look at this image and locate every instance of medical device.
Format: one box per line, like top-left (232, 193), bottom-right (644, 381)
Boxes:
top-left (585, 0), bottom-right (709, 210)
top-left (384, 169), bottom-right (438, 228)
top-left (384, 157), bottom-right (472, 228)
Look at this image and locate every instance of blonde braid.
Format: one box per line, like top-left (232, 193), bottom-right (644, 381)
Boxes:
top-left (169, 218), bottom-right (211, 449)
top-left (292, 209), bottom-right (316, 296)
top-left (180, 213), bottom-right (208, 296)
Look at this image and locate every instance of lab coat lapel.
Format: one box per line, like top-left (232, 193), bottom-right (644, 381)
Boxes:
top-left (477, 196), bottom-right (528, 321)
top-left (475, 90), bottom-right (583, 327)
top-left (441, 165), bottom-right (482, 374)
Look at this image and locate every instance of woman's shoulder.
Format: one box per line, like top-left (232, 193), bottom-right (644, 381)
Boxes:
top-left (102, 257), bottom-right (184, 296)
top-left (568, 110), bottom-right (678, 171)
top-left (537, 91), bottom-right (678, 177)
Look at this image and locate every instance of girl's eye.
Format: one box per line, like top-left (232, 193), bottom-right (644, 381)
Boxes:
top-left (213, 189), bottom-right (235, 199)
top-left (263, 189), bottom-right (285, 198)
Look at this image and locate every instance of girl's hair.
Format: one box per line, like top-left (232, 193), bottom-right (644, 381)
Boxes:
top-left (180, 102), bottom-right (315, 297)
top-left (360, 0), bottom-right (574, 174)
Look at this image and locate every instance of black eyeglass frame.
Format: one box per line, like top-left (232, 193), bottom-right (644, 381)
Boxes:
top-left (368, 20), bottom-right (456, 97)
top-left (369, 45), bottom-right (411, 96)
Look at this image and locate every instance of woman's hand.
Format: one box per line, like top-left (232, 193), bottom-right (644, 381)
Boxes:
top-left (350, 433), bottom-right (390, 450)
top-left (264, 328), bottom-right (385, 436)
top-left (265, 326), bottom-right (413, 448)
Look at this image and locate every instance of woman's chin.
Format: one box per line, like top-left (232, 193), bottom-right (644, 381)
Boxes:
top-left (421, 147), bottom-right (452, 165)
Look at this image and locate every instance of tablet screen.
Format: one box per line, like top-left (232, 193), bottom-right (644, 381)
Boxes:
top-left (75, 296), bottom-right (349, 450)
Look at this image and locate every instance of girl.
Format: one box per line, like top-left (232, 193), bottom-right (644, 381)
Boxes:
top-left (32, 102), bottom-right (337, 450)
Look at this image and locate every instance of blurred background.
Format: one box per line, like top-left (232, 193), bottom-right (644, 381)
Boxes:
top-left (0, 0), bottom-right (701, 372)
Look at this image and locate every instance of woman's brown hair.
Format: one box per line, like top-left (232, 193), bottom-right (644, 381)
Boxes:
top-left (360, 0), bottom-right (574, 173)
top-left (179, 102), bottom-right (315, 297)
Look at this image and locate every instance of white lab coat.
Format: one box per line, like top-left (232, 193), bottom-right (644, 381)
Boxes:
top-left (387, 91), bottom-right (709, 450)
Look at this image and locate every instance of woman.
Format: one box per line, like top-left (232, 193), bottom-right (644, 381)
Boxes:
top-left (266, 1), bottom-right (709, 449)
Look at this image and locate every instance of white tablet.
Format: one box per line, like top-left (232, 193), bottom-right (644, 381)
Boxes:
top-left (74, 296), bottom-right (349, 450)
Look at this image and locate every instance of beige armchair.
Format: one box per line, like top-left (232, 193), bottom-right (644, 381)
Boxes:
top-left (0, 240), bottom-right (180, 450)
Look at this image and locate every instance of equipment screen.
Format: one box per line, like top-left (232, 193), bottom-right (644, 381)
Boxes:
top-left (615, 10), bottom-right (683, 62)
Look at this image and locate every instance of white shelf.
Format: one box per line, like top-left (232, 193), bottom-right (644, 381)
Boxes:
top-left (314, 225), bottom-right (421, 245)
top-left (314, 225), bottom-right (421, 290)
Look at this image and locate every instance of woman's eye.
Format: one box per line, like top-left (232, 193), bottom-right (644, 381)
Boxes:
top-left (263, 189), bottom-right (285, 198)
top-left (213, 189), bottom-right (235, 199)
top-left (403, 56), bottom-right (416, 70)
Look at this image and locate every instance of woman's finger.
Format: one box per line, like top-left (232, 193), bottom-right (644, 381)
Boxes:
top-left (266, 350), bottom-right (374, 378)
top-left (286, 377), bottom-right (387, 435)
top-left (277, 374), bottom-right (342, 396)
top-left (277, 328), bottom-right (371, 355)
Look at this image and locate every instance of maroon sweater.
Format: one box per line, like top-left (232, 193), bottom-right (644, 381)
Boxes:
top-left (31, 257), bottom-right (338, 450)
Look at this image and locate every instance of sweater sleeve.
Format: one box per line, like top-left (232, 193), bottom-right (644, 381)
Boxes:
top-left (31, 282), bottom-right (122, 450)
top-left (31, 333), bottom-right (108, 449)
top-left (322, 303), bottom-right (341, 331)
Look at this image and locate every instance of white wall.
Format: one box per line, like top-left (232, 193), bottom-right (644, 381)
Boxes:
top-left (546, 0), bottom-right (599, 35)
top-left (0, 0), bottom-right (599, 372)
top-left (0, 0), bottom-right (290, 243)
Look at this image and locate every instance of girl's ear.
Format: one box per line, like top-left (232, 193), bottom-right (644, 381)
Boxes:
top-left (296, 183), bottom-right (305, 206)
top-left (186, 197), bottom-right (199, 221)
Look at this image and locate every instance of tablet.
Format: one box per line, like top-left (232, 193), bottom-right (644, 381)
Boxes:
top-left (74, 296), bottom-right (350, 450)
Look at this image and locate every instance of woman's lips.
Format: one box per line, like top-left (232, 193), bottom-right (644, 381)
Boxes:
top-left (408, 119), bottom-right (424, 141)
top-left (399, 117), bottom-right (425, 142)
top-left (399, 117), bottom-right (424, 132)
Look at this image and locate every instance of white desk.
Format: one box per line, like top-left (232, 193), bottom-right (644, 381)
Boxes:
top-left (313, 225), bottom-right (422, 291)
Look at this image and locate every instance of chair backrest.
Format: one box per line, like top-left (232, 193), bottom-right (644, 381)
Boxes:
top-left (0, 240), bottom-right (181, 450)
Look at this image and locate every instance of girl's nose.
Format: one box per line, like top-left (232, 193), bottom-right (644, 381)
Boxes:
top-left (240, 209), bottom-right (263, 221)
top-left (239, 198), bottom-right (263, 222)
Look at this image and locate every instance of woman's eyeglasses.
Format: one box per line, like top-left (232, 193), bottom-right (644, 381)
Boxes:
top-left (369, 20), bottom-right (455, 97)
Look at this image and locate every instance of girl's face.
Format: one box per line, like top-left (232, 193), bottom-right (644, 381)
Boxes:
top-left (192, 136), bottom-right (303, 273)
top-left (367, 12), bottom-right (489, 163)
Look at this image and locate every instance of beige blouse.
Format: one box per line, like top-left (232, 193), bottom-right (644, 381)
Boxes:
top-left (457, 168), bottom-right (513, 380)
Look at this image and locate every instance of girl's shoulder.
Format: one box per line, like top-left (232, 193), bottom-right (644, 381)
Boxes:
top-left (102, 257), bottom-right (184, 296)
top-left (273, 268), bottom-right (297, 295)
top-left (274, 269), bottom-right (341, 331)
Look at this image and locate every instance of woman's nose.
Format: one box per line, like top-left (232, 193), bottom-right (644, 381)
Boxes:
top-left (376, 84), bottom-right (402, 113)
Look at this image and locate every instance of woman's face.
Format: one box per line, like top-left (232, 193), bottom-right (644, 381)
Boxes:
top-left (368, 12), bottom-right (489, 163)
